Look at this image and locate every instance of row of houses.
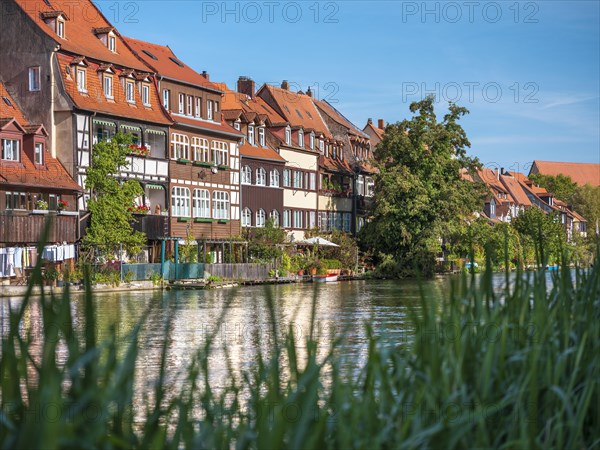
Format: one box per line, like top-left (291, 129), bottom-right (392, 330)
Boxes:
top-left (0, 0), bottom-right (384, 266)
top-left (471, 168), bottom-right (589, 240)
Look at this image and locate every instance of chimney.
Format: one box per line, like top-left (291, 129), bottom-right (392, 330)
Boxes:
top-left (307, 86), bottom-right (313, 97)
top-left (281, 80), bottom-right (289, 90)
top-left (201, 71), bottom-right (209, 81)
top-left (367, 118), bottom-right (373, 125)
top-left (500, 167), bottom-right (505, 175)
top-left (237, 76), bottom-right (255, 99)
top-left (378, 119), bottom-right (385, 130)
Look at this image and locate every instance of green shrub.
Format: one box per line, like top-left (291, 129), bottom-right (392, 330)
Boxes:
top-left (206, 275), bottom-right (222, 283)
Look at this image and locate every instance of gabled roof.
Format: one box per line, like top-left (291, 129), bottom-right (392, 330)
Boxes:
top-left (57, 53), bottom-right (170, 125)
top-left (239, 144), bottom-right (286, 162)
top-left (0, 83), bottom-right (30, 124)
top-left (531, 160), bottom-right (600, 187)
top-left (258, 84), bottom-right (331, 137)
top-left (363, 120), bottom-right (385, 140)
top-left (123, 37), bottom-right (221, 92)
top-left (500, 175), bottom-right (532, 207)
top-left (173, 114), bottom-right (243, 138)
top-left (218, 83), bottom-right (287, 126)
top-left (14, 0), bottom-right (150, 70)
top-left (314, 99), bottom-right (369, 139)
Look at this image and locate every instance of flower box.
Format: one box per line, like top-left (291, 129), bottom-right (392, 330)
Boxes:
top-left (128, 205), bottom-right (150, 214)
top-left (177, 158), bottom-right (191, 164)
top-left (193, 161), bottom-right (214, 167)
top-left (217, 165), bottom-right (230, 170)
top-left (32, 209), bottom-right (49, 215)
top-left (194, 218), bottom-right (214, 223)
top-left (59, 211), bottom-right (79, 216)
top-left (177, 217), bottom-right (192, 222)
top-left (217, 219), bottom-right (230, 224)
top-left (128, 144), bottom-right (150, 157)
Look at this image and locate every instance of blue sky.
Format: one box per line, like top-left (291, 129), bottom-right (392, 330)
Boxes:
top-left (105, 0), bottom-right (599, 171)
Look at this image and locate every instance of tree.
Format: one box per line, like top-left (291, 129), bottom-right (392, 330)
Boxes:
top-left (83, 133), bottom-right (146, 257)
top-left (572, 184), bottom-right (600, 228)
top-left (512, 207), bottom-right (566, 265)
top-left (359, 97), bottom-right (484, 277)
top-left (529, 173), bottom-right (578, 204)
top-left (247, 218), bottom-right (287, 262)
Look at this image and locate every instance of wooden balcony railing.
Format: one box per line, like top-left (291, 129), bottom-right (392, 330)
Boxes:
top-left (130, 214), bottom-right (168, 240)
top-left (0, 211), bottom-right (78, 244)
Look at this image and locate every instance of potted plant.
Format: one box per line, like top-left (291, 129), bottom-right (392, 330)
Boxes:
top-left (57, 199), bottom-right (68, 212)
top-left (36, 199), bottom-right (49, 210)
top-left (128, 204), bottom-right (150, 214)
top-left (43, 265), bottom-right (59, 287)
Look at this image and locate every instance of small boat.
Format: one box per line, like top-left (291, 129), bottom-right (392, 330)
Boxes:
top-left (312, 274), bottom-right (338, 283)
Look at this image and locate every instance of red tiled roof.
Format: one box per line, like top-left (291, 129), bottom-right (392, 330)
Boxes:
top-left (500, 175), bottom-right (532, 207)
top-left (220, 83), bottom-right (287, 126)
top-left (509, 171), bottom-right (550, 195)
top-left (14, 0), bottom-right (150, 71)
top-left (319, 155), bottom-right (353, 174)
top-left (531, 160), bottom-right (600, 187)
top-left (57, 53), bottom-right (170, 124)
top-left (0, 83), bottom-right (30, 124)
top-left (258, 85), bottom-right (331, 137)
top-left (314, 99), bottom-right (369, 139)
top-left (364, 121), bottom-right (385, 140)
top-left (174, 114), bottom-right (243, 138)
top-left (239, 144), bottom-right (285, 162)
top-left (123, 37), bottom-right (221, 92)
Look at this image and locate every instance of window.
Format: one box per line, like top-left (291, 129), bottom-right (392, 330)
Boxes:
top-left (309, 211), bottom-right (316, 229)
top-left (193, 189), bottom-right (210, 218)
top-left (171, 133), bottom-right (189, 159)
top-left (258, 127), bottom-right (265, 146)
top-left (283, 169), bottom-right (291, 187)
top-left (319, 139), bottom-right (324, 153)
top-left (366, 177), bottom-right (375, 197)
top-left (343, 213), bottom-right (351, 232)
top-left (187, 95), bottom-right (193, 116)
top-left (357, 176), bottom-right (364, 196)
top-left (108, 35), bottom-right (116, 52)
top-left (211, 141), bottom-right (228, 166)
top-left (283, 209), bottom-right (291, 228)
top-left (310, 132), bottom-right (315, 150)
top-left (28, 67), bottom-right (41, 92)
top-left (192, 137), bottom-right (209, 162)
top-left (126, 81), bottom-right (135, 103)
top-left (285, 126), bottom-right (291, 145)
top-left (298, 129), bottom-right (304, 148)
top-left (142, 84), bottom-right (150, 106)
top-left (270, 169), bottom-right (280, 187)
top-left (178, 93), bottom-right (185, 114)
top-left (271, 210), bottom-right (280, 227)
top-left (76, 69), bottom-right (86, 93)
top-left (5, 192), bottom-right (27, 210)
top-left (309, 173), bottom-right (316, 191)
top-left (234, 122), bottom-right (241, 131)
top-left (248, 125), bottom-right (254, 145)
top-left (293, 171), bottom-right (303, 189)
top-left (241, 166), bottom-right (251, 184)
top-left (195, 97), bottom-right (201, 117)
top-left (256, 209), bottom-right (266, 228)
top-left (212, 191), bottom-right (230, 219)
top-left (293, 210), bottom-right (303, 229)
top-left (242, 207), bottom-right (252, 227)
top-left (34, 142), bottom-right (44, 164)
top-left (103, 75), bottom-right (113, 99)
top-left (1, 139), bottom-right (20, 161)
top-left (207, 100), bottom-right (213, 120)
top-left (171, 187), bottom-right (190, 217)
top-left (56, 19), bottom-right (65, 38)
top-left (256, 167), bottom-right (266, 186)
top-left (162, 89), bottom-right (170, 110)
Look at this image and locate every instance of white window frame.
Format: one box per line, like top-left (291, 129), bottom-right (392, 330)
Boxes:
top-left (247, 125), bottom-right (254, 145)
top-left (270, 169), bottom-right (280, 187)
top-left (256, 167), bottom-right (266, 186)
top-left (309, 211), bottom-right (316, 229)
top-left (171, 186), bottom-right (190, 217)
top-left (142, 84), bottom-right (150, 106)
top-left (34, 142), bottom-right (44, 164)
top-left (207, 100), bottom-right (214, 120)
top-left (28, 67), bottom-right (41, 92)
top-left (293, 210), bottom-right (303, 229)
top-left (1, 139), bottom-right (20, 161)
top-left (56, 19), bottom-right (65, 38)
top-left (163, 89), bottom-right (170, 110)
top-left (298, 129), bottom-right (304, 148)
top-left (319, 139), bottom-right (324, 153)
top-left (103, 75), bottom-right (113, 99)
top-left (293, 170), bottom-right (303, 189)
top-left (283, 209), bottom-right (291, 228)
top-left (310, 132), bottom-right (315, 150)
top-left (256, 209), bottom-right (266, 228)
top-left (178, 93), bottom-right (185, 114)
top-left (108, 35), bottom-right (116, 52)
top-left (234, 121), bottom-right (241, 131)
top-left (171, 133), bottom-right (189, 160)
top-left (192, 137), bottom-right (209, 162)
top-left (241, 166), bottom-right (252, 184)
top-left (126, 80), bottom-right (135, 103)
top-left (242, 207), bottom-right (252, 227)
top-left (309, 173), bottom-right (316, 191)
top-left (187, 95), bottom-right (193, 116)
top-left (211, 140), bottom-right (228, 166)
top-left (285, 126), bottom-right (291, 145)
top-left (258, 127), bottom-right (265, 146)
top-left (193, 189), bottom-right (211, 218)
top-left (283, 169), bottom-right (291, 187)
top-left (76, 69), bottom-right (87, 93)
top-left (195, 97), bottom-right (201, 117)
top-left (212, 191), bottom-right (230, 220)
top-left (271, 210), bottom-right (280, 227)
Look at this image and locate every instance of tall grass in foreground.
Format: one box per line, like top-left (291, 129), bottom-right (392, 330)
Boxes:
top-left (1, 250), bottom-right (599, 449)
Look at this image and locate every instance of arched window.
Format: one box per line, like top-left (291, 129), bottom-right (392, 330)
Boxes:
top-left (171, 186), bottom-right (190, 217)
top-left (256, 167), bottom-right (266, 186)
top-left (271, 210), bottom-right (280, 227)
top-left (242, 207), bottom-right (252, 227)
top-left (192, 189), bottom-right (210, 218)
top-left (270, 169), bottom-right (280, 187)
top-left (212, 191), bottom-right (230, 219)
top-left (241, 165), bottom-right (252, 184)
top-left (256, 209), bottom-right (266, 228)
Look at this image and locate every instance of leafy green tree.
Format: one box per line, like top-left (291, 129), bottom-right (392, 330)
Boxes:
top-left (247, 218), bottom-right (287, 262)
top-left (529, 173), bottom-right (578, 203)
top-left (360, 97), bottom-right (484, 277)
top-left (572, 184), bottom-right (600, 228)
top-left (512, 207), bottom-right (566, 265)
top-left (83, 133), bottom-right (146, 257)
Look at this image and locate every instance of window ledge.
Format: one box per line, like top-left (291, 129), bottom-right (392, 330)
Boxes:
top-left (194, 218), bottom-right (214, 223)
top-left (177, 217), bottom-right (191, 222)
top-left (193, 161), bottom-right (214, 167)
top-left (217, 165), bottom-right (230, 170)
top-left (217, 219), bottom-right (230, 224)
top-left (32, 209), bottom-right (49, 215)
top-left (177, 158), bottom-right (191, 164)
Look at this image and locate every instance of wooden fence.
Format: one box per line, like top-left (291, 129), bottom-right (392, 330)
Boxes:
top-left (205, 263), bottom-right (275, 280)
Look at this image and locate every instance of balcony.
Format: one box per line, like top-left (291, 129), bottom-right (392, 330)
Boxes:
top-left (130, 214), bottom-right (168, 240)
top-left (0, 211), bottom-right (77, 244)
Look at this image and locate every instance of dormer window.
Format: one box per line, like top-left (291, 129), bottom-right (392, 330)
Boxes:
top-left (234, 121), bottom-right (241, 131)
top-left (76, 68), bottom-right (87, 93)
top-left (125, 80), bottom-right (135, 103)
top-left (285, 126), bottom-right (291, 145)
top-left (162, 89), bottom-right (170, 110)
top-left (319, 139), bottom-right (324, 153)
top-left (1, 139), bottom-right (20, 161)
top-left (298, 129), bottom-right (304, 148)
top-left (34, 142), bottom-right (44, 165)
top-left (248, 125), bottom-right (255, 145)
top-left (103, 74), bottom-right (113, 99)
top-left (57, 18), bottom-right (65, 38)
top-left (108, 35), bottom-right (116, 52)
top-left (310, 132), bottom-right (315, 150)
top-left (258, 127), bottom-right (265, 146)
top-left (41, 11), bottom-right (68, 38)
top-left (142, 84), bottom-right (150, 106)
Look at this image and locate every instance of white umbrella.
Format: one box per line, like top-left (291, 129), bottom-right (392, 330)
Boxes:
top-left (299, 237), bottom-right (339, 247)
